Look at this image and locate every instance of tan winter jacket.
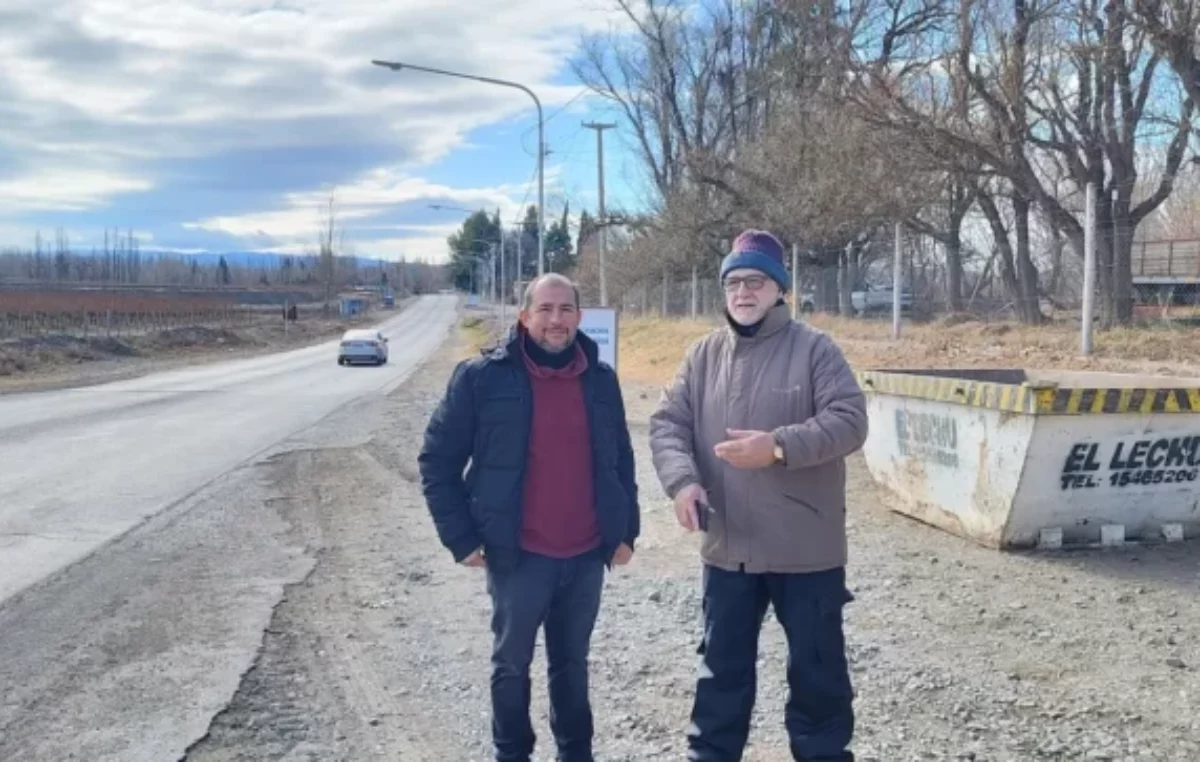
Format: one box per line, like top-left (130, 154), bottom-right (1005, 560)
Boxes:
top-left (649, 304), bottom-right (868, 573)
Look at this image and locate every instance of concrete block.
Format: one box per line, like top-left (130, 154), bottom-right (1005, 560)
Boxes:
top-left (1100, 524), bottom-right (1126, 547)
top-left (1038, 527), bottom-right (1063, 550)
top-left (1162, 523), bottom-right (1185, 543)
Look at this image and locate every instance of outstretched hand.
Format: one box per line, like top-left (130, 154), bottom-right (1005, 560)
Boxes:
top-left (714, 429), bottom-right (776, 469)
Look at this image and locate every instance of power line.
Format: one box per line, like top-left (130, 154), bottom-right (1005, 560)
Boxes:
top-left (519, 88), bottom-right (595, 158)
top-left (521, 89), bottom-right (592, 141)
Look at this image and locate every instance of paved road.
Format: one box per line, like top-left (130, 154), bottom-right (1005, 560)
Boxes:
top-left (0, 294), bottom-right (458, 604)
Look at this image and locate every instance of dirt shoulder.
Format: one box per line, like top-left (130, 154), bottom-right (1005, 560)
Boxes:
top-left (0, 300), bottom-right (413, 395)
top-left (181, 325), bottom-right (1200, 762)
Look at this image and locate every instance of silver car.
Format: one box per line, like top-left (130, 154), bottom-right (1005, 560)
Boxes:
top-left (337, 329), bottom-right (389, 366)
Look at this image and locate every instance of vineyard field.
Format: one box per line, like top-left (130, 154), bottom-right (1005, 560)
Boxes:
top-left (0, 291), bottom-right (252, 339)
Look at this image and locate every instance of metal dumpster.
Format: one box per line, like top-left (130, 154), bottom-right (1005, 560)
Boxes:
top-left (857, 368), bottom-right (1200, 548)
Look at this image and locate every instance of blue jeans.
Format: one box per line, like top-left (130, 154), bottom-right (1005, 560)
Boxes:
top-left (486, 548), bottom-right (605, 762)
top-left (687, 565), bottom-right (855, 761)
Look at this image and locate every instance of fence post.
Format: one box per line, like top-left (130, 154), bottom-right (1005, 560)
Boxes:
top-left (661, 267), bottom-right (669, 317)
top-left (691, 265), bottom-right (699, 319)
top-left (893, 221), bottom-right (903, 341)
top-left (1082, 181), bottom-right (1097, 356)
top-left (791, 244), bottom-right (800, 320)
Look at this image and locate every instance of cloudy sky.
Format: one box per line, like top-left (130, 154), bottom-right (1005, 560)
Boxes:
top-left (0, 0), bottom-right (644, 262)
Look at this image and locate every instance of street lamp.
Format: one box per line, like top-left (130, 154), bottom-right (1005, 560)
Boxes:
top-left (458, 250), bottom-right (495, 303)
top-left (431, 205), bottom-right (524, 286)
top-left (459, 237), bottom-right (509, 328)
top-left (433, 205), bottom-right (517, 318)
top-left (372, 59), bottom-right (545, 276)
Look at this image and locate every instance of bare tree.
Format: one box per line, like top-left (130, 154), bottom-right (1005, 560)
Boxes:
top-left (1128, 0), bottom-right (1200, 108)
top-left (905, 174), bottom-right (977, 312)
top-left (851, 0), bottom-right (1196, 326)
top-left (318, 192), bottom-right (341, 317)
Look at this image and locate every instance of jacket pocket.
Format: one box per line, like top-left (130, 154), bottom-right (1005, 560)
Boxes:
top-left (781, 491), bottom-right (821, 516)
top-left (767, 383), bottom-right (811, 424)
top-left (478, 392), bottom-right (522, 424)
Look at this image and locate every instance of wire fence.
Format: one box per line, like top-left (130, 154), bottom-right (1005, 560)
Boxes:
top-left (563, 229), bottom-right (1200, 325)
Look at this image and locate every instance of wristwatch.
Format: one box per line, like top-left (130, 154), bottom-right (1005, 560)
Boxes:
top-left (772, 433), bottom-right (785, 464)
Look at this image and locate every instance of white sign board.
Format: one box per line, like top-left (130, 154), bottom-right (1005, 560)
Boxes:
top-left (578, 308), bottom-right (618, 371)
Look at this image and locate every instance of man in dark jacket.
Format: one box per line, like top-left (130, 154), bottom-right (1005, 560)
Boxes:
top-left (418, 273), bottom-right (640, 762)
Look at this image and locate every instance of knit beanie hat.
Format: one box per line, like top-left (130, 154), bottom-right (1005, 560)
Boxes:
top-left (720, 229), bottom-right (790, 292)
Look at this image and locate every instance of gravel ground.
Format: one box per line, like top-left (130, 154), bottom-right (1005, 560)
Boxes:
top-left (183, 328), bottom-right (1200, 762)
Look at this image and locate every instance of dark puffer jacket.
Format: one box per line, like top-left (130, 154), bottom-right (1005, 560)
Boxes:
top-left (418, 327), bottom-right (640, 572)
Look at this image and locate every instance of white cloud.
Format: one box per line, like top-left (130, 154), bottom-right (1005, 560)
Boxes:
top-left (0, 0), bottom-right (620, 216)
top-left (263, 234), bottom-right (455, 263)
top-left (184, 164), bottom-right (565, 260)
top-left (0, 167), bottom-right (152, 212)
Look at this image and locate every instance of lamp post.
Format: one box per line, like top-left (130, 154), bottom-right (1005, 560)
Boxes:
top-left (465, 238), bottom-right (498, 300)
top-left (432, 205), bottom-right (516, 317)
top-left (458, 253), bottom-right (487, 295)
top-left (373, 59), bottom-right (545, 276)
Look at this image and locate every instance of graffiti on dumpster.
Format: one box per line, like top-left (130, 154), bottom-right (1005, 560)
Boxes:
top-left (1060, 435), bottom-right (1200, 490)
top-left (895, 410), bottom-right (959, 467)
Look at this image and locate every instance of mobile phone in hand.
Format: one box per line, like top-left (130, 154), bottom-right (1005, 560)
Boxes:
top-left (696, 499), bottom-right (710, 532)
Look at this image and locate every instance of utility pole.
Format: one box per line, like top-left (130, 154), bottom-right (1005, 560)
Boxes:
top-left (583, 121), bottom-right (616, 306)
top-left (1082, 182), bottom-right (1097, 355)
top-left (498, 233), bottom-right (506, 328)
top-left (893, 222), bottom-right (903, 341)
top-left (515, 227), bottom-right (523, 304)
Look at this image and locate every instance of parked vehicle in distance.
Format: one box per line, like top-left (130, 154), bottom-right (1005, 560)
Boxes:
top-left (1131, 237), bottom-right (1200, 305)
top-left (338, 329), bottom-right (388, 366)
top-left (851, 284), bottom-right (914, 315)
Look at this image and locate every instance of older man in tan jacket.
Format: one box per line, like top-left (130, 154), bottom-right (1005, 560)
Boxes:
top-left (650, 229), bottom-right (869, 761)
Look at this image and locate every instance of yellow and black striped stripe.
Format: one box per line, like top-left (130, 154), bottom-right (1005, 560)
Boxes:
top-left (1043, 386), bottom-right (1200, 415)
top-left (856, 371), bottom-right (1040, 414)
top-left (856, 371), bottom-right (1200, 416)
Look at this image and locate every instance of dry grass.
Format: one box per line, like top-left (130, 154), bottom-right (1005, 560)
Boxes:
top-left (617, 313), bottom-right (1200, 387)
top-left (617, 317), bottom-right (721, 386)
top-left (456, 314), bottom-right (498, 359)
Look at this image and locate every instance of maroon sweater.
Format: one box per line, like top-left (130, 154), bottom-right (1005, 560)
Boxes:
top-left (519, 339), bottom-right (601, 558)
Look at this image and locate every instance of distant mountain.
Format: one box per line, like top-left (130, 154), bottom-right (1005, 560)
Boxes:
top-left (140, 250), bottom-right (392, 269)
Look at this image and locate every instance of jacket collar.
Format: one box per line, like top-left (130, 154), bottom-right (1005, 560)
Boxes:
top-left (489, 322), bottom-right (602, 369)
top-left (725, 302), bottom-right (792, 344)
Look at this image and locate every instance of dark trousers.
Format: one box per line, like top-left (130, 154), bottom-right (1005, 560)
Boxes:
top-left (486, 548), bottom-right (605, 762)
top-left (687, 565), bottom-right (855, 762)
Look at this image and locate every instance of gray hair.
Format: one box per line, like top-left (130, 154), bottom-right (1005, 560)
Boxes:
top-left (522, 273), bottom-right (580, 310)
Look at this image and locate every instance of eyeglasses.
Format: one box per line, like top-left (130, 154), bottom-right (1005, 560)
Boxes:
top-left (723, 275), bottom-right (768, 292)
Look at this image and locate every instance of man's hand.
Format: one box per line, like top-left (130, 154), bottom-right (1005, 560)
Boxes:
top-left (613, 543), bottom-right (634, 565)
top-left (673, 483), bottom-right (706, 532)
top-left (714, 429), bottom-right (777, 470)
top-left (460, 548), bottom-right (486, 567)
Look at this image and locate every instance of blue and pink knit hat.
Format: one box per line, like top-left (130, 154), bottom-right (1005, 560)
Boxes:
top-left (720, 229), bottom-right (791, 293)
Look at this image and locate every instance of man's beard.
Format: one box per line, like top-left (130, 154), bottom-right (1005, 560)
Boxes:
top-left (727, 305), bottom-right (767, 326)
top-left (535, 333), bottom-right (573, 352)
